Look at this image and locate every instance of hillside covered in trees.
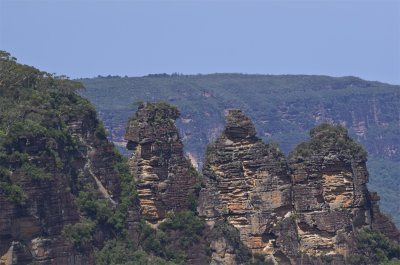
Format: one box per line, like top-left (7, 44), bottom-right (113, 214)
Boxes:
top-left (80, 74), bottom-right (400, 226)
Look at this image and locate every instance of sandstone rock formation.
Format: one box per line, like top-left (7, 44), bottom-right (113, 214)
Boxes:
top-left (198, 109), bottom-right (295, 264)
top-left (199, 110), bottom-right (400, 265)
top-left (288, 125), bottom-right (368, 259)
top-left (288, 123), bottom-right (400, 259)
top-left (125, 102), bottom-right (195, 223)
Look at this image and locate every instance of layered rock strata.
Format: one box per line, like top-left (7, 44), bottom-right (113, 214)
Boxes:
top-left (199, 110), bottom-right (400, 265)
top-left (198, 109), bottom-right (294, 264)
top-left (288, 123), bottom-right (400, 259)
top-left (125, 102), bottom-right (195, 222)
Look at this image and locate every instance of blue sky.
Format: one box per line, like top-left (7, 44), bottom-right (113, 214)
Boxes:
top-left (0, 0), bottom-right (399, 84)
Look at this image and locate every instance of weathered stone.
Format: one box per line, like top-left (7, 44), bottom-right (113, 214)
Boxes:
top-left (125, 102), bottom-right (195, 222)
top-left (288, 123), bottom-right (400, 262)
top-left (199, 109), bottom-right (294, 263)
top-left (0, 102), bottom-right (121, 264)
top-left (199, 114), bottom-right (400, 265)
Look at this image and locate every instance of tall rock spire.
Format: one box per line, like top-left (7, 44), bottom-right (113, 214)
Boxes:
top-left (198, 109), bottom-right (294, 264)
top-left (125, 102), bottom-right (195, 222)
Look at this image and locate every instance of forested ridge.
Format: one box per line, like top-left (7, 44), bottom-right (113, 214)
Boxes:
top-left (80, 73), bottom-right (400, 226)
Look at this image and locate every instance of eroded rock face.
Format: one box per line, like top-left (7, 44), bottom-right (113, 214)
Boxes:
top-left (288, 124), bottom-right (374, 259)
top-left (290, 157), bottom-right (363, 257)
top-left (369, 192), bottom-right (400, 242)
top-left (0, 103), bottom-right (121, 265)
top-left (286, 124), bottom-right (399, 263)
top-left (198, 109), bottom-right (294, 264)
top-left (199, 113), bottom-right (400, 265)
top-left (125, 102), bottom-right (195, 222)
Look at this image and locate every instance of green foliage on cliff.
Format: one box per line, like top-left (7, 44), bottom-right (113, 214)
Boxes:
top-left (0, 50), bottom-right (90, 206)
top-left (95, 239), bottom-right (178, 265)
top-left (0, 181), bottom-right (26, 206)
top-left (61, 218), bottom-right (96, 250)
top-left (80, 152), bottom-right (204, 263)
top-left (159, 211), bottom-right (204, 249)
top-left (186, 159), bottom-right (202, 212)
top-left (347, 227), bottom-right (400, 265)
top-left (135, 211), bottom-right (205, 263)
top-left (94, 210), bottom-right (206, 265)
top-left (77, 188), bottom-right (115, 226)
top-left (129, 101), bottom-right (181, 126)
top-left (74, 156), bottom-right (139, 248)
top-left (21, 162), bottom-right (48, 180)
top-left (114, 161), bottom-right (138, 229)
top-left (0, 166), bottom-right (25, 206)
top-left (288, 123), bottom-right (368, 162)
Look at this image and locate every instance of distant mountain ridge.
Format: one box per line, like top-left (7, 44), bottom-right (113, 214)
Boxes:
top-left (79, 73), bottom-right (400, 226)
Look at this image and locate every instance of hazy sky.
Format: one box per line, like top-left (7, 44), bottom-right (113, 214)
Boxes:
top-left (0, 0), bottom-right (399, 84)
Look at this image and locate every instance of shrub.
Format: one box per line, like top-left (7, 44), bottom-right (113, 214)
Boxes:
top-left (159, 211), bottom-right (204, 247)
top-left (21, 162), bottom-right (48, 180)
top-left (61, 218), bottom-right (95, 250)
top-left (347, 227), bottom-right (400, 264)
top-left (76, 190), bottom-right (114, 226)
top-left (289, 123), bottom-right (368, 162)
top-left (95, 239), bottom-right (134, 265)
top-left (187, 191), bottom-right (197, 213)
top-left (94, 121), bottom-right (107, 139)
top-left (0, 181), bottom-right (26, 206)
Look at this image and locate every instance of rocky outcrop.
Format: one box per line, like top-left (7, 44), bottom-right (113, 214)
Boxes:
top-left (288, 123), bottom-right (394, 260)
top-left (0, 99), bottom-right (121, 264)
top-left (369, 192), bottom-right (400, 242)
top-left (125, 102), bottom-right (195, 222)
top-left (287, 124), bottom-right (400, 263)
top-left (199, 111), bottom-right (400, 264)
top-left (198, 109), bottom-right (294, 264)
top-left (0, 174), bottom-right (92, 265)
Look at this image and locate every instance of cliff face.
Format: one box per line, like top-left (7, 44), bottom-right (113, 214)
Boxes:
top-left (124, 102), bottom-right (195, 222)
top-left (288, 125), bottom-right (368, 259)
top-left (199, 110), bottom-right (400, 265)
top-left (0, 101), bottom-right (123, 265)
top-left (0, 52), bottom-right (123, 265)
top-left (289, 124), bottom-right (399, 252)
top-left (198, 110), bottom-right (294, 264)
top-left (0, 168), bottom-right (88, 265)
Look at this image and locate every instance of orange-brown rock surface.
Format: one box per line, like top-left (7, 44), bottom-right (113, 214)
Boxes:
top-left (198, 109), bottom-right (295, 264)
top-left (199, 111), bottom-right (400, 265)
top-left (125, 102), bottom-right (195, 222)
top-left (288, 123), bottom-right (400, 261)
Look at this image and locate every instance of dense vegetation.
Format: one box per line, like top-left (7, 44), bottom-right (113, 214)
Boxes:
top-left (0, 50), bottom-right (90, 207)
top-left (288, 123), bottom-right (368, 162)
top-left (80, 74), bottom-right (400, 226)
top-left (348, 227), bottom-right (400, 265)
